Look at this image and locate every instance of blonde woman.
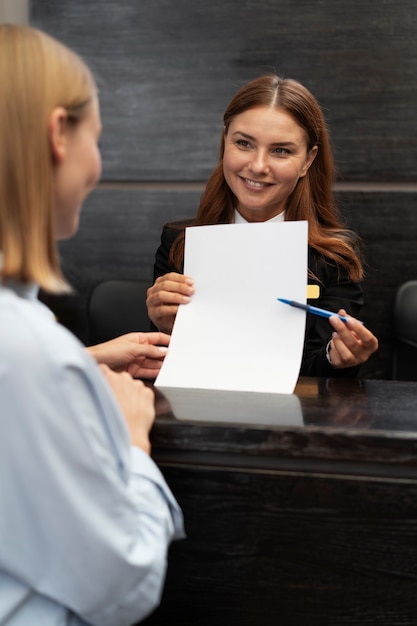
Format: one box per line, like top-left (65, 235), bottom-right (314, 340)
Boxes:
top-left (0, 24), bottom-right (183, 625)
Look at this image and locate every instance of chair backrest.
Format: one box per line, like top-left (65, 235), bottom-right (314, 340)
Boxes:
top-left (392, 280), bottom-right (417, 380)
top-left (87, 279), bottom-right (151, 344)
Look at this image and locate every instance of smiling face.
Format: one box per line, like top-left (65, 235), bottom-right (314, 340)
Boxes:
top-left (223, 105), bottom-right (318, 222)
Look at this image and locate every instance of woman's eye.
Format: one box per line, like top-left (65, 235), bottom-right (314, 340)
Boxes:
top-left (235, 139), bottom-right (251, 149)
top-left (273, 147), bottom-right (291, 155)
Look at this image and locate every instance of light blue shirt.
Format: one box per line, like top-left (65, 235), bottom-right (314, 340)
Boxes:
top-left (0, 281), bottom-right (184, 625)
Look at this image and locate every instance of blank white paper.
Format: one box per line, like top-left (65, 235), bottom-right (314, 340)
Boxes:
top-left (155, 220), bottom-right (308, 394)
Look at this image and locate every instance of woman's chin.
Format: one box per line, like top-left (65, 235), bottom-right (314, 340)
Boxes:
top-left (55, 215), bottom-right (80, 241)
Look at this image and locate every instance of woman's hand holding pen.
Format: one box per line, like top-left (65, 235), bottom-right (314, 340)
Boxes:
top-left (327, 309), bottom-right (379, 368)
top-left (146, 272), bottom-right (195, 333)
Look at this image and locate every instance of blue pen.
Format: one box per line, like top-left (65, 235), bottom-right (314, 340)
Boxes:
top-left (277, 298), bottom-right (363, 324)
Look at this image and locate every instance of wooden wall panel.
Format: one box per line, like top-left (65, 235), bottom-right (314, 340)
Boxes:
top-left (30, 0), bottom-right (417, 182)
top-left (57, 187), bottom-right (202, 285)
top-left (40, 187), bottom-right (201, 344)
top-left (337, 190), bottom-right (417, 379)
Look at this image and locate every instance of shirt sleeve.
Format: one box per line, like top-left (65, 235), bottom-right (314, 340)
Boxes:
top-left (0, 313), bottom-right (184, 626)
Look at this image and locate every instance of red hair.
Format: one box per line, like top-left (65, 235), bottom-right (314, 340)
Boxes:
top-left (170, 75), bottom-right (363, 281)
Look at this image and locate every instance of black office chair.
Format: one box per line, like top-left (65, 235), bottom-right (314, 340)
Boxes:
top-left (392, 280), bottom-right (417, 381)
top-left (87, 279), bottom-right (151, 344)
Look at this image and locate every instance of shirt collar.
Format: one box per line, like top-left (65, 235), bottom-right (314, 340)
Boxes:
top-left (234, 209), bottom-right (285, 224)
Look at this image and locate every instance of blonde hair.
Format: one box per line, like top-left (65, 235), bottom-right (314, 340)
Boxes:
top-left (0, 24), bottom-right (97, 292)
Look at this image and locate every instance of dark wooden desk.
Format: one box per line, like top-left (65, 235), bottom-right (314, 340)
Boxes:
top-left (142, 378), bottom-right (417, 626)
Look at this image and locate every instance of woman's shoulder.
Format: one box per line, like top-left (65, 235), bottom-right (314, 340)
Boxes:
top-left (308, 227), bottom-right (361, 260)
top-left (308, 244), bottom-right (358, 285)
top-left (160, 218), bottom-right (195, 244)
top-left (0, 289), bottom-right (88, 376)
top-left (163, 217), bottom-right (195, 232)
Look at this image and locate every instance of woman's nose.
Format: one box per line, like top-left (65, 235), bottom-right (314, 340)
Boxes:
top-left (249, 150), bottom-right (270, 173)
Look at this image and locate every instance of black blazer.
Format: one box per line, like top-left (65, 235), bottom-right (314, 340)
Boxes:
top-left (152, 221), bottom-right (364, 378)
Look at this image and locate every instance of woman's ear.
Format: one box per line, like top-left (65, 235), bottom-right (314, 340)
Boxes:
top-left (300, 144), bottom-right (319, 177)
top-left (48, 107), bottom-right (69, 164)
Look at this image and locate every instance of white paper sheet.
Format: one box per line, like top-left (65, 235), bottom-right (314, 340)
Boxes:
top-left (155, 220), bottom-right (308, 394)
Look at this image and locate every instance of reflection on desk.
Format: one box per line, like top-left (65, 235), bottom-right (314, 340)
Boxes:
top-left (158, 386), bottom-right (303, 426)
top-left (156, 377), bottom-right (417, 432)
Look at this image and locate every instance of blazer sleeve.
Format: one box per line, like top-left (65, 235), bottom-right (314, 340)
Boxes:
top-left (153, 221), bottom-right (189, 282)
top-left (150, 221), bottom-right (188, 330)
top-left (300, 249), bottom-right (364, 378)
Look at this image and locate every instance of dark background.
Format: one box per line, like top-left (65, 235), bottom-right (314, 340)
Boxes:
top-left (30, 0), bottom-right (417, 379)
